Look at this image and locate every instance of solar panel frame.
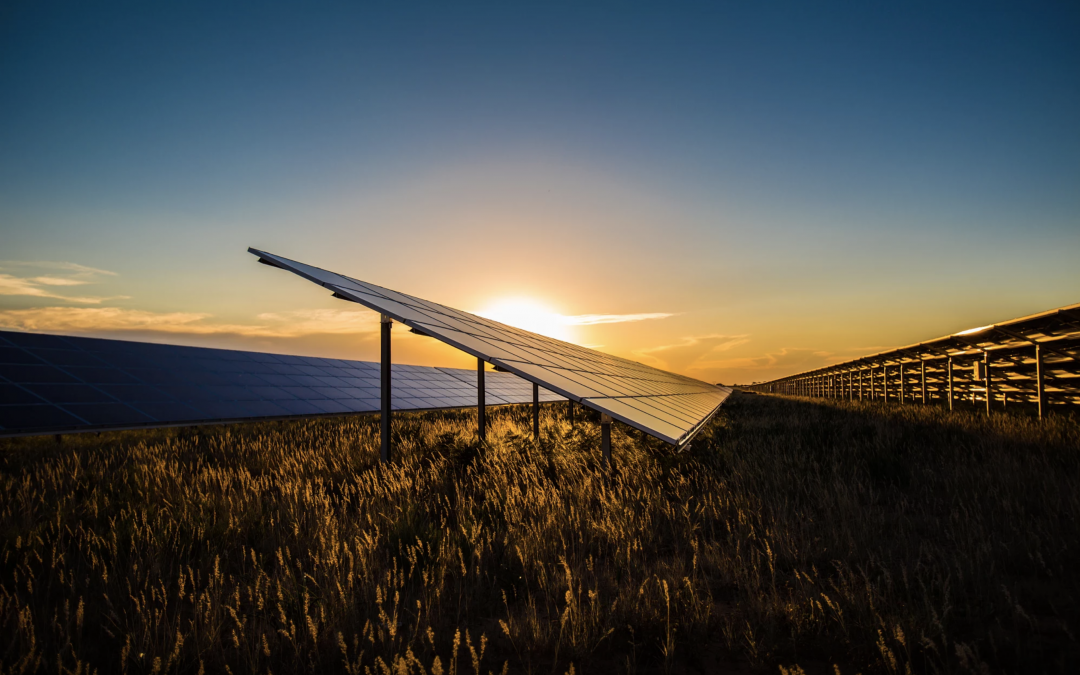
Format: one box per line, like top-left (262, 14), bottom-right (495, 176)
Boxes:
top-left (249, 248), bottom-right (732, 445)
top-left (0, 330), bottom-right (564, 437)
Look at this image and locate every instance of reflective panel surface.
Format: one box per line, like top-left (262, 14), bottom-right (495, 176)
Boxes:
top-left (249, 248), bottom-right (732, 445)
top-left (0, 331), bottom-right (561, 436)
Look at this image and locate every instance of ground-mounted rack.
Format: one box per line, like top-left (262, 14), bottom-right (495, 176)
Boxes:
top-left (745, 302), bottom-right (1080, 417)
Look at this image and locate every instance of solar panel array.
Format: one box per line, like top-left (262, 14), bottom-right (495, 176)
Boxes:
top-left (250, 248), bottom-right (732, 445)
top-left (747, 301), bottom-right (1080, 412)
top-left (0, 330), bottom-right (561, 437)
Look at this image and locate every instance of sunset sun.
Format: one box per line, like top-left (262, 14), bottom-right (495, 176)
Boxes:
top-left (476, 298), bottom-right (572, 341)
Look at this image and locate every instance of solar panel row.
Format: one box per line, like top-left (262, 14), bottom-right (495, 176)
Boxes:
top-left (250, 248), bottom-right (732, 445)
top-left (0, 330), bottom-right (561, 436)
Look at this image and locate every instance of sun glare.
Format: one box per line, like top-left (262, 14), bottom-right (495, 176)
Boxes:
top-left (476, 299), bottom-right (572, 341)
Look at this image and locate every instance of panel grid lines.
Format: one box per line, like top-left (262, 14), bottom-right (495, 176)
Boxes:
top-left (251, 248), bottom-right (732, 445)
top-left (0, 331), bottom-right (564, 436)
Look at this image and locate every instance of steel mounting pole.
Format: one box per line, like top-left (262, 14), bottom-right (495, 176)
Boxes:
top-left (947, 357), bottom-right (954, 411)
top-left (601, 413), bottom-right (612, 469)
top-left (477, 357), bottom-right (486, 442)
top-left (532, 382), bottom-right (539, 440)
top-left (1036, 344), bottom-right (1046, 420)
top-left (568, 399), bottom-right (575, 424)
top-left (380, 314), bottom-right (392, 463)
top-left (984, 352), bottom-right (992, 416)
top-left (920, 360), bottom-right (927, 404)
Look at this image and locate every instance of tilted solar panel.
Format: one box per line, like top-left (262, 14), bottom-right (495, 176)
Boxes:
top-left (0, 331), bottom-right (561, 437)
top-left (249, 248), bottom-right (732, 445)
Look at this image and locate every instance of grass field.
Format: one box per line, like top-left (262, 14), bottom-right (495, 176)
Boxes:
top-left (1, 393), bottom-right (1078, 674)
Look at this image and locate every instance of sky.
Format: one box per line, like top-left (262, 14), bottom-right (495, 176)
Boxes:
top-left (1, 1), bottom-right (1078, 385)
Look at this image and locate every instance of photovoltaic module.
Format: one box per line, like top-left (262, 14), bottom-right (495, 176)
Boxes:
top-left (250, 248), bottom-right (732, 445)
top-left (0, 330), bottom-right (561, 437)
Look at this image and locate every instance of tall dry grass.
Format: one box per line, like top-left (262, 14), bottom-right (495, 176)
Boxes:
top-left (0, 394), bottom-right (1077, 674)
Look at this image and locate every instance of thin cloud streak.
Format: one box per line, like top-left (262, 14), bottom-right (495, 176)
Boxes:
top-left (31, 277), bottom-right (90, 287)
top-left (0, 307), bottom-right (382, 339)
top-left (0, 261), bottom-right (118, 276)
top-left (562, 312), bottom-right (674, 326)
top-left (0, 261), bottom-right (123, 304)
top-left (632, 333), bottom-right (749, 372)
top-left (0, 274), bottom-right (128, 304)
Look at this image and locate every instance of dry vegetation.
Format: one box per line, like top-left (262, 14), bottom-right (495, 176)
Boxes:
top-left (1, 393), bottom-right (1078, 674)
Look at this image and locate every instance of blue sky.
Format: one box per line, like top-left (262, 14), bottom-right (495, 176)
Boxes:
top-left (1, 1), bottom-right (1078, 383)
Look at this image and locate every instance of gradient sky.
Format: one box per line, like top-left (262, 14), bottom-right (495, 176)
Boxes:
top-left (2, 1), bottom-right (1078, 385)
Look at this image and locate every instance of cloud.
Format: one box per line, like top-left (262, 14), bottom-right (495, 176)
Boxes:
top-left (0, 261), bottom-right (122, 304)
top-left (633, 333), bottom-right (750, 371)
top-left (253, 309), bottom-right (380, 336)
top-left (0, 306), bottom-right (383, 339)
top-left (30, 276), bottom-right (91, 287)
top-left (700, 346), bottom-right (828, 373)
top-left (0, 260), bottom-right (118, 276)
top-left (562, 312), bottom-right (674, 326)
top-left (0, 273), bottom-right (128, 304)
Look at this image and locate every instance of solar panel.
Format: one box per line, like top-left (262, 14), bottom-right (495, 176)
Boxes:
top-left (249, 248), bottom-right (732, 445)
top-left (0, 331), bottom-right (562, 437)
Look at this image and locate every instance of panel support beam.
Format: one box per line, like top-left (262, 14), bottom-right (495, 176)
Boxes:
top-left (381, 314), bottom-right (392, 463)
top-left (948, 357), bottom-right (954, 411)
top-left (601, 413), bottom-right (612, 469)
top-left (477, 357), bottom-right (486, 442)
top-left (1036, 344), bottom-right (1046, 420)
top-left (532, 382), bottom-right (539, 440)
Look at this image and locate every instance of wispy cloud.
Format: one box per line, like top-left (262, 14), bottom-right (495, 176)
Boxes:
top-left (0, 307), bottom-right (382, 339)
top-left (0, 261), bottom-right (124, 304)
top-left (253, 309), bottom-right (380, 336)
top-left (699, 346), bottom-right (828, 373)
top-left (31, 276), bottom-right (91, 287)
top-left (562, 312), bottom-right (674, 326)
top-left (0, 261), bottom-right (118, 276)
top-left (633, 333), bottom-right (749, 371)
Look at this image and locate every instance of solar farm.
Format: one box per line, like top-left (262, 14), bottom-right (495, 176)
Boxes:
top-left (1, 254), bottom-right (1077, 674)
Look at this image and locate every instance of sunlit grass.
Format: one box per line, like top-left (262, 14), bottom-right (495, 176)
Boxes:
top-left (1, 395), bottom-right (1078, 673)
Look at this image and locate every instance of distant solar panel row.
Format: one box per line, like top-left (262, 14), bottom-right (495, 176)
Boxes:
top-left (0, 330), bottom-right (561, 436)
top-left (746, 301), bottom-right (1080, 411)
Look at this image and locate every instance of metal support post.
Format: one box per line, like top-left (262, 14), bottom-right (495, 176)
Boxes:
top-left (601, 413), bottom-right (612, 469)
top-left (947, 357), bottom-right (954, 411)
top-left (568, 398), bottom-right (575, 424)
top-left (380, 315), bottom-right (392, 463)
top-left (984, 352), bottom-right (992, 416)
top-left (532, 382), bottom-right (539, 440)
top-left (859, 369), bottom-right (864, 400)
top-left (477, 357), bottom-right (486, 441)
top-left (1036, 344), bottom-right (1046, 420)
top-left (920, 361), bottom-right (927, 404)
top-left (882, 366), bottom-right (889, 402)
top-left (900, 363), bottom-right (905, 403)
